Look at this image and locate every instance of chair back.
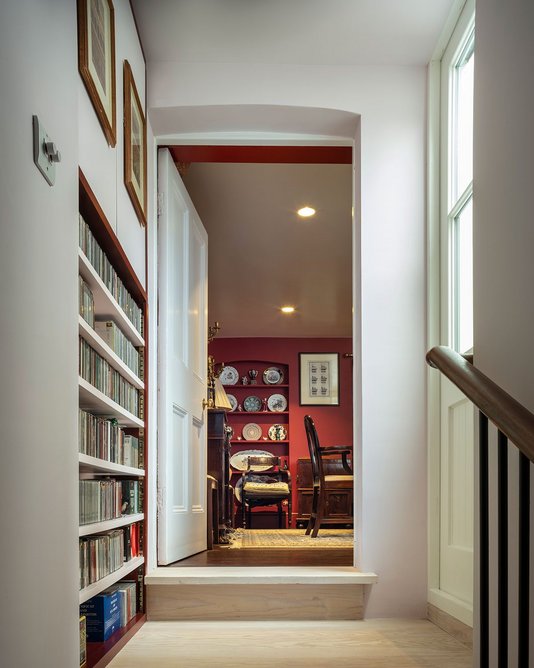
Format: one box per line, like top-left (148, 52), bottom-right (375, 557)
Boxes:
top-left (304, 415), bottom-right (324, 485)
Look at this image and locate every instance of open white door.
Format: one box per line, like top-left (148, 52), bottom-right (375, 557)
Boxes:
top-left (157, 148), bottom-right (208, 564)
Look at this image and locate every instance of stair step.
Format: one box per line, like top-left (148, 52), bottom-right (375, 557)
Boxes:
top-left (145, 567), bottom-right (378, 621)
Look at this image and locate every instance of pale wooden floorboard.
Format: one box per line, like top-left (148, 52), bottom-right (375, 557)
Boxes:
top-left (109, 619), bottom-right (473, 667)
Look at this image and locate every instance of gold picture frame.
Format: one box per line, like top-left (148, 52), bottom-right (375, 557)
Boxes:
top-left (123, 60), bottom-right (147, 227)
top-left (77, 0), bottom-right (117, 146)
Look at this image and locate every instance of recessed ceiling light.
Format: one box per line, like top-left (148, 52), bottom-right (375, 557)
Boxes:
top-left (297, 206), bottom-right (316, 218)
top-left (281, 306), bottom-right (295, 314)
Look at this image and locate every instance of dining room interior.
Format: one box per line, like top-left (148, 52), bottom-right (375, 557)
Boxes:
top-left (164, 145), bottom-right (356, 567)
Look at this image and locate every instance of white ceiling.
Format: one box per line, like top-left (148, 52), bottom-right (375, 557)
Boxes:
top-left (182, 163), bottom-right (353, 338)
top-left (132, 0), bottom-right (456, 67)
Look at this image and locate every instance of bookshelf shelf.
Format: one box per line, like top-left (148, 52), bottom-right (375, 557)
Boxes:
top-left (78, 377), bottom-right (143, 427)
top-left (79, 316), bottom-right (144, 390)
top-left (79, 556), bottom-right (145, 604)
top-left (79, 513), bottom-right (145, 538)
top-left (79, 249), bottom-right (145, 348)
top-left (79, 453), bottom-right (145, 477)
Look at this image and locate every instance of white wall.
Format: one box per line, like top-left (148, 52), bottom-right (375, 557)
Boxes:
top-left (0, 1), bottom-right (149, 665)
top-left (474, 2), bottom-right (534, 664)
top-left (148, 62), bottom-right (428, 617)
top-left (79, 0), bottom-right (149, 288)
top-left (473, 0), bottom-right (534, 406)
top-left (0, 2), bottom-right (79, 666)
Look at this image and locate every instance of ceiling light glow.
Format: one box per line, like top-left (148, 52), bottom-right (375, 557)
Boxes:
top-left (297, 206), bottom-right (316, 218)
top-left (281, 306), bottom-right (295, 314)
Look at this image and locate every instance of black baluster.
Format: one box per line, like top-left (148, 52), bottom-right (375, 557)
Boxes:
top-left (518, 452), bottom-right (530, 667)
top-left (480, 412), bottom-right (489, 668)
top-left (498, 430), bottom-right (508, 667)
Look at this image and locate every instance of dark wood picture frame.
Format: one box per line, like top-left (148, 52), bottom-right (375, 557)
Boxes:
top-left (77, 0), bottom-right (117, 146)
top-left (123, 60), bottom-right (147, 227)
top-left (299, 352), bottom-right (340, 406)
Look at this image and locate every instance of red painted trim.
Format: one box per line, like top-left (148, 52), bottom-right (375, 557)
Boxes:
top-left (164, 145), bottom-right (352, 165)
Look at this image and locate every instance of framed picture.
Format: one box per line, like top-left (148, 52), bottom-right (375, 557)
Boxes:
top-left (123, 60), bottom-right (147, 227)
top-left (77, 0), bottom-right (117, 146)
top-left (299, 353), bottom-right (340, 406)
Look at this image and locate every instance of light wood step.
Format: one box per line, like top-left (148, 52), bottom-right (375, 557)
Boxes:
top-left (145, 567), bottom-right (377, 621)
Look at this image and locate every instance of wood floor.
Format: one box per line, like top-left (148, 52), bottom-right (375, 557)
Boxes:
top-left (170, 545), bottom-right (353, 566)
top-left (108, 619), bottom-right (473, 667)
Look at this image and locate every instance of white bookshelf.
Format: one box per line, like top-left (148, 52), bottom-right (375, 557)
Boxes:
top-left (78, 377), bottom-right (143, 427)
top-left (79, 452), bottom-right (145, 477)
top-left (79, 316), bottom-right (144, 390)
top-left (79, 513), bottom-right (145, 537)
top-left (79, 249), bottom-right (145, 348)
top-left (79, 556), bottom-right (145, 605)
top-left (78, 173), bottom-right (147, 665)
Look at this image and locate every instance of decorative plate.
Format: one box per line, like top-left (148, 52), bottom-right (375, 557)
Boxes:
top-left (267, 393), bottom-right (287, 412)
top-left (219, 365), bottom-right (239, 386)
top-left (243, 395), bottom-right (262, 412)
top-left (242, 423), bottom-right (263, 441)
top-left (229, 449), bottom-right (274, 472)
top-left (226, 394), bottom-right (238, 412)
top-left (268, 424), bottom-right (287, 441)
top-left (263, 367), bottom-right (284, 385)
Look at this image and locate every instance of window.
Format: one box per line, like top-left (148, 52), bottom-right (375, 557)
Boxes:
top-left (444, 23), bottom-right (475, 353)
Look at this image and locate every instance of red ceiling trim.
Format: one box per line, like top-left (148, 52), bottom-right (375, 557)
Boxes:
top-left (164, 145), bottom-right (352, 165)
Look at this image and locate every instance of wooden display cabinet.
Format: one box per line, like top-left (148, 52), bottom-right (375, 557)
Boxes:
top-left (218, 359), bottom-right (291, 528)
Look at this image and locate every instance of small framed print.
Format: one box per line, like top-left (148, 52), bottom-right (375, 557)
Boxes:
top-left (77, 0), bottom-right (117, 146)
top-left (299, 353), bottom-right (340, 406)
top-left (123, 60), bottom-right (147, 226)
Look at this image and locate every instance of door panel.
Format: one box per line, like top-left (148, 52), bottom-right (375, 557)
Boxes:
top-left (158, 148), bottom-right (208, 565)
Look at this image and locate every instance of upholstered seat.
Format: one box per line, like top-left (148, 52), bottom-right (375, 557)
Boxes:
top-left (240, 456), bottom-right (292, 529)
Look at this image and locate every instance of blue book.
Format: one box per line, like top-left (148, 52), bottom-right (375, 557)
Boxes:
top-left (80, 591), bottom-right (121, 642)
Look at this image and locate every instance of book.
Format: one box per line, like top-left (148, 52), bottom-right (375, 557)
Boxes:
top-left (79, 616), bottom-right (87, 667)
top-left (80, 590), bottom-right (121, 642)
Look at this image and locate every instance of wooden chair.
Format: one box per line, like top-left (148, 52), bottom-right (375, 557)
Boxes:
top-left (240, 455), bottom-right (291, 529)
top-left (303, 415), bottom-right (353, 537)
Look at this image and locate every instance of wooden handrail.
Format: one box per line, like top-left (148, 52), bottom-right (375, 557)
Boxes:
top-left (427, 346), bottom-right (534, 464)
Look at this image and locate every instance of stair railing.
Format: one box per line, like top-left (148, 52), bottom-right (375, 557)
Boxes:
top-left (427, 346), bottom-right (532, 668)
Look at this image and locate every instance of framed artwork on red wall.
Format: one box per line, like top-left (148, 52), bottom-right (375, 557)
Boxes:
top-left (299, 353), bottom-right (340, 406)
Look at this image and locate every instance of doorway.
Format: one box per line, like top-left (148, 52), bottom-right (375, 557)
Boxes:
top-left (160, 144), bottom-right (355, 567)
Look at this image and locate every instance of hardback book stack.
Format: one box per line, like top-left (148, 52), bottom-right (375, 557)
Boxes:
top-left (79, 338), bottom-right (140, 416)
top-left (79, 479), bottom-right (123, 525)
top-left (79, 276), bottom-right (94, 327)
top-left (79, 529), bottom-right (124, 589)
top-left (79, 580), bottom-right (138, 642)
top-left (79, 215), bottom-right (143, 336)
top-left (95, 320), bottom-right (141, 377)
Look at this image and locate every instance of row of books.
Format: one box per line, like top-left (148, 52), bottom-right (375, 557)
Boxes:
top-left (79, 524), bottom-right (142, 591)
top-left (79, 529), bottom-right (124, 589)
top-left (79, 214), bottom-right (143, 336)
top-left (79, 338), bottom-right (140, 417)
top-left (79, 276), bottom-right (94, 328)
top-left (79, 479), bottom-right (122, 525)
top-left (80, 580), bottom-right (138, 642)
top-left (95, 320), bottom-right (141, 378)
top-left (79, 409), bottom-right (143, 468)
top-left (79, 478), bottom-right (142, 525)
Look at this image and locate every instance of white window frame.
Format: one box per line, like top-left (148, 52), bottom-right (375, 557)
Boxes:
top-left (427, 0), bottom-right (476, 624)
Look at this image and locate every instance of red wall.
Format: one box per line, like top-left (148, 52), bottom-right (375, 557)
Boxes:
top-left (210, 337), bottom-right (353, 522)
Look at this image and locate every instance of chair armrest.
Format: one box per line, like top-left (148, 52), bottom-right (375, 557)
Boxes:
top-left (319, 446), bottom-right (352, 454)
